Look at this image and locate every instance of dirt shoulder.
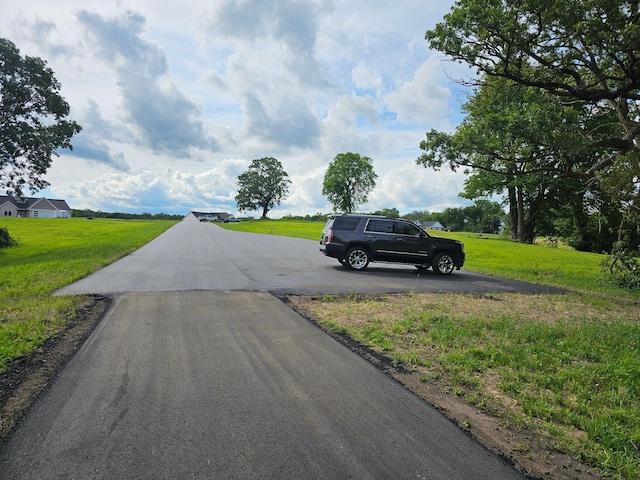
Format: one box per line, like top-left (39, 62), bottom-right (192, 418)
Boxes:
top-left (0, 295), bottom-right (111, 446)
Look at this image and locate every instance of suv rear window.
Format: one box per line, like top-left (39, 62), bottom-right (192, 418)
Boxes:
top-left (333, 216), bottom-right (361, 231)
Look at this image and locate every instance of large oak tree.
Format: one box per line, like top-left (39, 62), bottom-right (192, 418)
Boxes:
top-left (235, 157), bottom-right (291, 218)
top-left (1, 38), bottom-right (81, 196)
top-left (418, 75), bottom-right (598, 243)
top-left (423, 1), bottom-right (640, 242)
top-left (322, 152), bottom-right (377, 214)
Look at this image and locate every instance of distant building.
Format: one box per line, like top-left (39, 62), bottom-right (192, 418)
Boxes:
top-left (421, 221), bottom-right (445, 231)
top-left (191, 211), bottom-right (233, 222)
top-left (0, 196), bottom-right (72, 218)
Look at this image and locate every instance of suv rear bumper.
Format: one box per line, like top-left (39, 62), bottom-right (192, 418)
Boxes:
top-left (319, 242), bottom-right (345, 259)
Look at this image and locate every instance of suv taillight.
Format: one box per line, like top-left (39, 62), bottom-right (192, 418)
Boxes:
top-left (327, 229), bottom-right (334, 243)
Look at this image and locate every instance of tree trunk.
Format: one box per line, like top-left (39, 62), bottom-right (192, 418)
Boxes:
top-left (507, 184), bottom-right (543, 244)
top-left (508, 186), bottom-right (519, 241)
top-left (517, 186), bottom-right (526, 242)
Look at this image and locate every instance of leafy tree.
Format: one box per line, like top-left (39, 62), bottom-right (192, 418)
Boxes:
top-left (462, 200), bottom-right (505, 234)
top-left (235, 157), bottom-right (291, 218)
top-left (418, 75), bottom-right (597, 243)
top-left (426, 0), bottom-right (640, 158)
top-left (322, 152), bottom-right (377, 213)
top-left (439, 207), bottom-right (468, 232)
top-left (0, 38), bottom-right (82, 196)
top-left (426, 0), bottom-right (640, 248)
top-left (372, 207), bottom-right (400, 218)
top-left (0, 226), bottom-right (17, 248)
top-left (405, 210), bottom-right (432, 223)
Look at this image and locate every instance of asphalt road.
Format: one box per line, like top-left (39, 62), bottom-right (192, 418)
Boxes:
top-left (54, 214), bottom-right (560, 296)
top-left (1, 217), bottom-right (533, 479)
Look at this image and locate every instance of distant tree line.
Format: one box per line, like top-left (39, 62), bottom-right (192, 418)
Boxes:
top-left (72, 209), bottom-right (184, 221)
top-left (399, 200), bottom-right (506, 234)
top-left (281, 200), bottom-right (507, 235)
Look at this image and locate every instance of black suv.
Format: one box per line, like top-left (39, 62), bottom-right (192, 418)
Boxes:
top-left (320, 214), bottom-right (465, 274)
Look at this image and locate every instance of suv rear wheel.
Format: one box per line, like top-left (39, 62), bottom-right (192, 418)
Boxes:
top-left (345, 246), bottom-right (370, 271)
top-left (432, 252), bottom-right (455, 275)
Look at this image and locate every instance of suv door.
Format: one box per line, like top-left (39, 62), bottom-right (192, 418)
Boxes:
top-left (364, 219), bottom-right (429, 263)
top-left (364, 219), bottom-right (397, 261)
top-left (391, 220), bottom-right (431, 265)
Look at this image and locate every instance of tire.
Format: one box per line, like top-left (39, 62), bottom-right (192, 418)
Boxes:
top-left (345, 247), bottom-right (370, 271)
top-left (432, 252), bottom-right (455, 275)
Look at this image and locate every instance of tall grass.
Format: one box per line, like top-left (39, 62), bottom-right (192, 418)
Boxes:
top-left (0, 218), bottom-right (177, 371)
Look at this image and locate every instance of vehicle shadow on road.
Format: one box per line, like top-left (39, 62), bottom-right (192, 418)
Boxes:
top-left (325, 265), bottom-right (566, 295)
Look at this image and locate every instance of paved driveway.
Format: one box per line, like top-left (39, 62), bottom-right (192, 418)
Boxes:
top-left (1, 218), bottom-right (531, 479)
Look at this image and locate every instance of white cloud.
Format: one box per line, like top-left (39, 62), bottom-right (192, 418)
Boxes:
top-left (352, 62), bottom-right (384, 93)
top-left (385, 56), bottom-right (451, 124)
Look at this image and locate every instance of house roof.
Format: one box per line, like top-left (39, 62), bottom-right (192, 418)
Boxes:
top-left (422, 221), bottom-right (444, 228)
top-left (0, 195), bottom-right (71, 211)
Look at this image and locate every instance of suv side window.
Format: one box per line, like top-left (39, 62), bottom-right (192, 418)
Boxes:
top-left (333, 216), bottom-right (361, 231)
top-left (394, 221), bottom-right (421, 236)
top-left (365, 219), bottom-right (394, 233)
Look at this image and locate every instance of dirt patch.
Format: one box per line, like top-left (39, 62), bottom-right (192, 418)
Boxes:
top-left (0, 295), bottom-right (111, 446)
top-left (287, 295), bottom-right (605, 480)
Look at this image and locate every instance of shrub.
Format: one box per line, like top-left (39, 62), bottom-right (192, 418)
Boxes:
top-left (601, 240), bottom-right (640, 290)
top-left (0, 227), bottom-right (18, 248)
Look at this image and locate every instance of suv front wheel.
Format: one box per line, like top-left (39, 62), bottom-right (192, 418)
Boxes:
top-left (432, 252), bottom-right (455, 275)
top-left (345, 246), bottom-right (370, 271)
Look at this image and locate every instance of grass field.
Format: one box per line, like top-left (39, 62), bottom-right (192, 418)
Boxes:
top-left (221, 219), bottom-right (640, 480)
top-left (0, 217), bottom-right (177, 372)
top-left (1, 216), bottom-right (638, 478)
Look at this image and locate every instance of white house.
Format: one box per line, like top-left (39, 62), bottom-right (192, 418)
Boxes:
top-left (0, 196), bottom-right (72, 218)
top-left (421, 221), bottom-right (445, 231)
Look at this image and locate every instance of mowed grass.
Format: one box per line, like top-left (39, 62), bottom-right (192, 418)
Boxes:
top-left (221, 219), bottom-right (640, 479)
top-left (0, 217), bottom-right (177, 372)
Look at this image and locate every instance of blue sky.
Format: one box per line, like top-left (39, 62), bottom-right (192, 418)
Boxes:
top-left (2, 0), bottom-right (474, 217)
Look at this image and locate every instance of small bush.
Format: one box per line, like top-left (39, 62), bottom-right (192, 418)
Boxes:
top-left (0, 227), bottom-right (18, 248)
top-left (601, 241), bottom-right (640, 290)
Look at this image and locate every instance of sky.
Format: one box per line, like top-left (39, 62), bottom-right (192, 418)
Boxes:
top-left (2, 0), bottom-right (475, 217)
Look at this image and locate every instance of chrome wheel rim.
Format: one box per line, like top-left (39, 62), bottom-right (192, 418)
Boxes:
top-left (437, 255), bottom-right (454, 274)
top-left (348, 250), bottom-right (368, 269)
